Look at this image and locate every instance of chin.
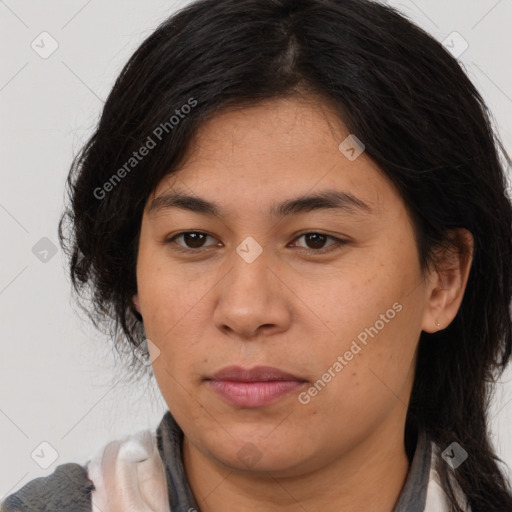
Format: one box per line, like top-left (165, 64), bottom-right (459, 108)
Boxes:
top-left (204, 432), bottom-right (313, 476)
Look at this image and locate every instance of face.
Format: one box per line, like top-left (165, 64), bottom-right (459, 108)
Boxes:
top-left (133, 95), bottom-right (435, 477)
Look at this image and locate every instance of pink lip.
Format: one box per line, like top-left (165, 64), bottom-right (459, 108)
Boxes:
top-left (206, 365), bottom-right (307, 408)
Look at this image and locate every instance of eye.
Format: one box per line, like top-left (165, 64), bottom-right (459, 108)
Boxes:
top-left (165, 231), bottom-right (348, 254)
top-left (291, 232), bottom-right (347, 254)
top-left (166, 232), bottom-right (220, 252)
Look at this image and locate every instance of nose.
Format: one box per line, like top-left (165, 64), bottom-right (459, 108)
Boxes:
top-left (212, 244), bottom-right (292, 340)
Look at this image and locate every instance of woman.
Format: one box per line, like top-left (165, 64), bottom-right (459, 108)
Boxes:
top-left (2, 0), bottom-right (511, 510)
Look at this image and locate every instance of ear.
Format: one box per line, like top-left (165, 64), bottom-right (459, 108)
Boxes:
top-left (132, 293), bottom-right (141, 314)
top-left (421, 228), bottom-right (474, 333)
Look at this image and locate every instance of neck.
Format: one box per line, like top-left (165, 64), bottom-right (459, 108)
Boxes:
top-left (182, 416), bottom-right (411, 512)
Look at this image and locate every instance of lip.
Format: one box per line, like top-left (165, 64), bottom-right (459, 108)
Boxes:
top-left (206, 365), bottom-right (307, 408)
top-left (209, 365), bottom-right (304, 382)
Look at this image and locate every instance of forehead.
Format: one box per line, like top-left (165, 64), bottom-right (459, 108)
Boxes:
top-left (148, 96), bottom-right (396, 218)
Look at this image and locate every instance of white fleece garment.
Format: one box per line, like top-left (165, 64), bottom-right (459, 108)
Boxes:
top-left (86, 429), bottom-right (171, 512)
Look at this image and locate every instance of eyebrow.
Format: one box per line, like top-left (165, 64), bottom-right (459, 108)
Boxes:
top-left (147, 189), bottom-right (373, 220)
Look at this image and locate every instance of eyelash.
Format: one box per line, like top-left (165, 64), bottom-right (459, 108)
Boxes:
top-left (164, 231), bottom-right (348, 255)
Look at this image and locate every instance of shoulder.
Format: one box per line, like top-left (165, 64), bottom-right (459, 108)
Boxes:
top-left (393, 430), bottom-right (471, 512)
top-left (87, 428), bottom-right (171, 511)
top-left (0, 463), bottom-right (93, 512)
top-left (0, 428), bottom-right (170, 512)
top-left (425, 442), bottom-right (471, 512)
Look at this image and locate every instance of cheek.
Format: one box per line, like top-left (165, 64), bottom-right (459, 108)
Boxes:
top-left (297, 303), bottom-right (419, 437)
top-left (310, 244), bottom-right (423, 397)
top-left (136, 246), bottom-right (208, 330)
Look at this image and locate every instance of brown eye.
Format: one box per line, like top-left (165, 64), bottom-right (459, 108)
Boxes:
top-left (166, 231), bottom-right (220, 252)
top-left (300, 233), bottom-right (329, 249)
top-left (292, 232), bottom-right (346, 253)
top-left (180, 232), bottom-right (208, 248)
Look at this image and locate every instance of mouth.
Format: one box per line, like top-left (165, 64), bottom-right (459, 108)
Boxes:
top-left (205, 365), bottom-right (308, 408)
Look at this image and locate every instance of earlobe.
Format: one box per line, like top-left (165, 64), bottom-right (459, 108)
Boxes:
top-left (421, 229), bottom-right (474, 333)
top-left (132, 294), bottom-right (141, 313)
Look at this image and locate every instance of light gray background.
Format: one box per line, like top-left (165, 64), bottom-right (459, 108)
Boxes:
top-left (1, 0), bottom-right (511, 498)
